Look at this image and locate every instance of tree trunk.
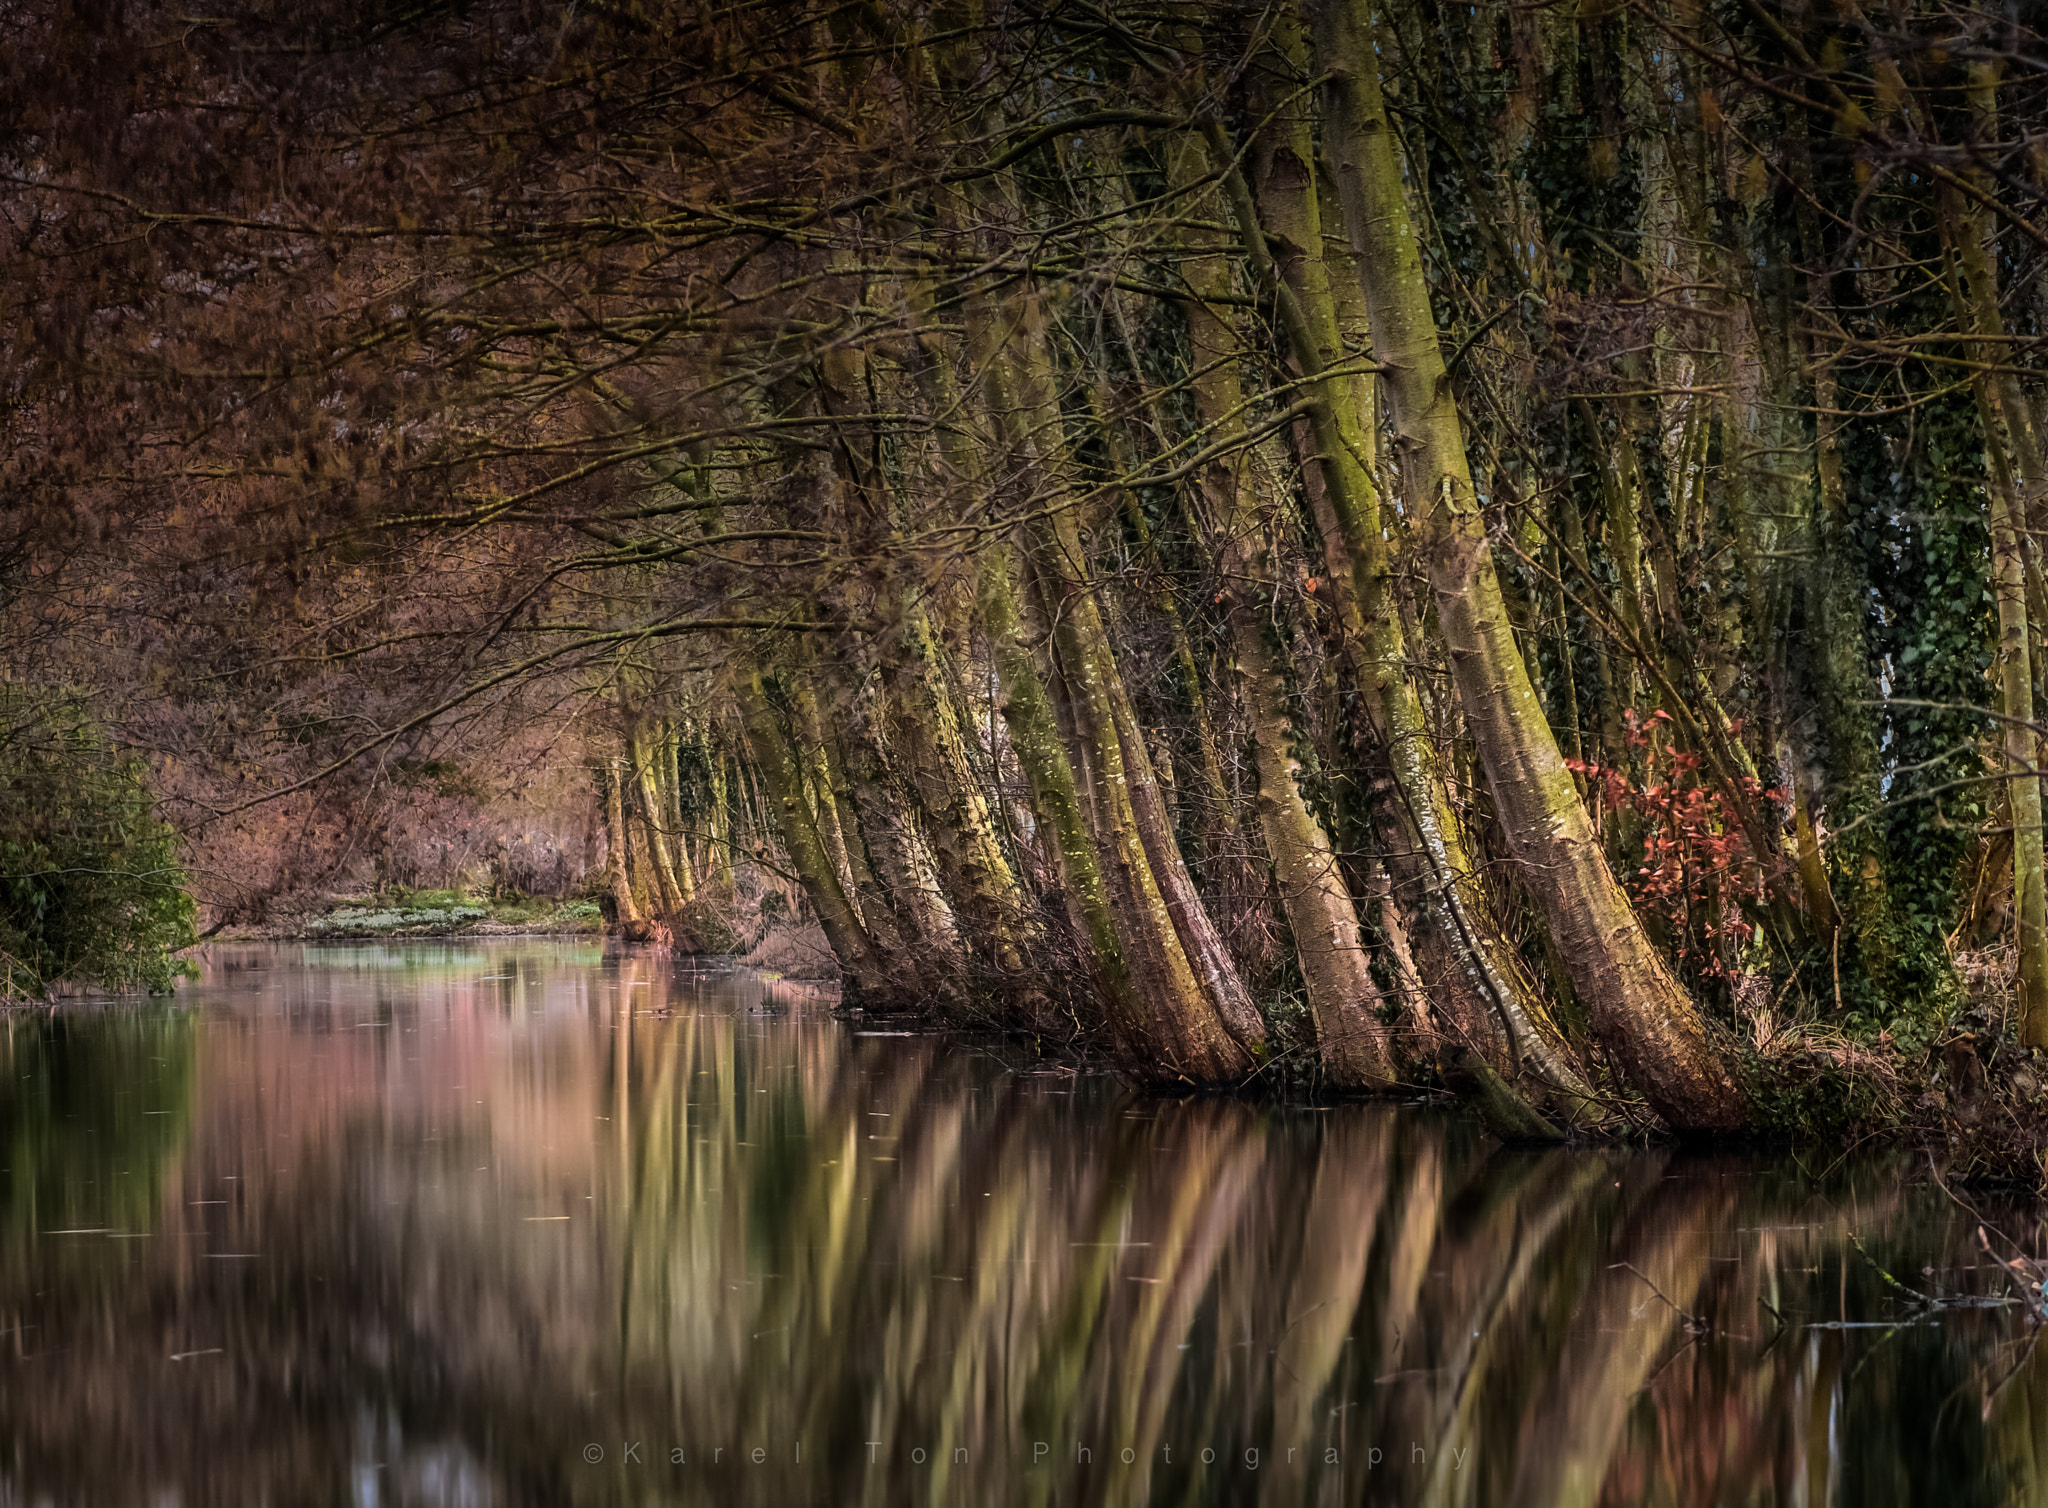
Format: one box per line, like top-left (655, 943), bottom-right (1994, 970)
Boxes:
top-left (1017, 518), bottom-right (1263, 1079)
top-left (1945, 77), bottom-right (2048, 1045)
top-left (708, 745), bottom-right (736, 890)
top-left (732, 663), bottom-right (892, 1003)
top-left (1170, 127), bottom-right (1397, 1085)
top-left (1311, 0), bottom-right (1746, 1129)
top-left (1086, 370), bottom-right (1250, 897)
top-left (661, 721), bottom-right (697, 902)
top-left (1220, 71), bottom-right (1592, 1108)
top-left (880, 599), bottom-right (1037, 983)
top-left (785, 676), bottom-right (865, 928)
top-left (981, 544), bottom-right (1251, 1079)
top-left (628, 726), bottom-right (687, 915)
top-left (996, 280), bottom-right (1267, 1073)
top-left (597, 758), bottom-right (643, 927)
top-left (836, 666), bottom-right (966, 994)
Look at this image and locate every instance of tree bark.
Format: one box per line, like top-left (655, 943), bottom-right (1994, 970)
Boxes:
top-left (732, 663), bottom-right (892, 1003)
top-left (981, 544), bottom-right (1253, 1079)
top-left (660, 721), bottom-right (697, 902)
top-left (1311, 0), bottom-right (1746, 1129)
top-left (882, 598), bottom-right (1037, 981)
top-left (708, 745), bottom-right (736, 890)
top-left (836, 671), bottom-right (966, 1002)
top-left (627, 726), bottom-right (687, 916)
top-left (597, 758), bottom-right (644, 927)
top-left (1170, 127), bottom-right (1397, 1085)
top-left (1945, 83), bottom-right (2048, 1045)
top-left (1220, 69), bottom-right (1594, 1108)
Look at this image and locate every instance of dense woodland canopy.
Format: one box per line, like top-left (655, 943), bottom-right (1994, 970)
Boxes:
top-left (9, 0), bottom-right (2048, 1140)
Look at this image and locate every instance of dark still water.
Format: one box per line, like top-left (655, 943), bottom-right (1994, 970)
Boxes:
top-left (1, 941), bottom-right (2044, 1506)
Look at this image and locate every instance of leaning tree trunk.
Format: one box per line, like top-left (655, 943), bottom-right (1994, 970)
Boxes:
top-left (906, 28), bottom-right (1264, 1079)
top-left (1311, 0), bottom-right (1746, 1130)
top-left (879, 604), bottom-right (1032, 975)
top-left (627, 726), bottom-right (687, 915)
top-left (707, 744), bottom-right (736, 890)
top-left (834, 666), bottom-right (968, 1001)
top-left (979, 541), bottom-right (1254, 1080)
top-left (1211, 66), bottom-right (1593, 1112)
top-left (1170, 127), bottom-right (1397, 1086)
top-left (731, 661), bottom-right (894, 1005)
top-left (1949, 60), bottom-right (2048, 1049)
top-left (597, 757), bottom-right (644, 928)
top-left (658, 721), bottom-right (697, 903)
top-left (877, 282), bottom-right (1048, 1006)
top-left (995, 284), bottom-right (1268, 1076)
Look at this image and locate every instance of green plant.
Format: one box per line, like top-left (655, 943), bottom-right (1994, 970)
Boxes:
top-left (0, 691), bottom-right (196, 999)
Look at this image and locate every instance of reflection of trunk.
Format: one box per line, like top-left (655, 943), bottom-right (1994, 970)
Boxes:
top-left (1312, 0), bottom-right (1745, 1129)
top-left (1987, 1322), bottom-right (2048, 1500)
top-left (1260, 1115), bottom-right (1387, 1508)
top-left (1372, 1124), bottom-right (1444, 1371)
top-left (1503, 1168), bottom-right (1730, 1507)
top-left (597, 758), bottom-right (643, 926)
top-left (1102, 1101), bottom-right (1267, 1466)
top-left (1399, 1150), bottom-right (1620, 1504)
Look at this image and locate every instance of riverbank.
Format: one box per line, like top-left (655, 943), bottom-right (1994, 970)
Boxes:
top-left (211, 888), bottom-right (607, 943)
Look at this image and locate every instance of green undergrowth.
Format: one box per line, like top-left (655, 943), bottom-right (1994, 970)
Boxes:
top-left (296, 888), bottom-right (602, 939)
top-left (1, 688), bottom-right (196, 1001)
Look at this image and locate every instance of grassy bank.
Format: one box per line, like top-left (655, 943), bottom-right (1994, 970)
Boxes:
top-left (224, 888), bottom-right (605, 942)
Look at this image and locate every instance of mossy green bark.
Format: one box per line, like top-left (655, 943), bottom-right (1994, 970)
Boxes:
top-left (1217, 65), bottom-right (1595, 1113)
top-left (732, 664), bottom-right (891, 1004)
top-left (1311, 0), bottom-right (1746, 1130)
top-left (1947, 71), bottom-right (2048, 1047)
top-left (1171, 126), bottom-right (1397, 1086)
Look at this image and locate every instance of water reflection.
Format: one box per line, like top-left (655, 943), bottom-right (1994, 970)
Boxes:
top-left (0, 941), bottom-right (2042, 1505)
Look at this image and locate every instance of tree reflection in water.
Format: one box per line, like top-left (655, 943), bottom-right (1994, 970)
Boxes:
top-left (0, 941), bottom-right (2041, 1505)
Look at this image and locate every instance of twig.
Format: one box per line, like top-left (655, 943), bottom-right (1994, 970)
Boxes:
top-left (1609, 1261), bottom-right (1708, 1333)
top-left (1983, 1330), bottom-right (2044, 1418)
top-left (1927, 1152), bottom-right (2034, 1262)
top-left (1850, 1232), bottom-right (1931, 1304)
top-left (1977, 1226), bottom-right (2043, 1318)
